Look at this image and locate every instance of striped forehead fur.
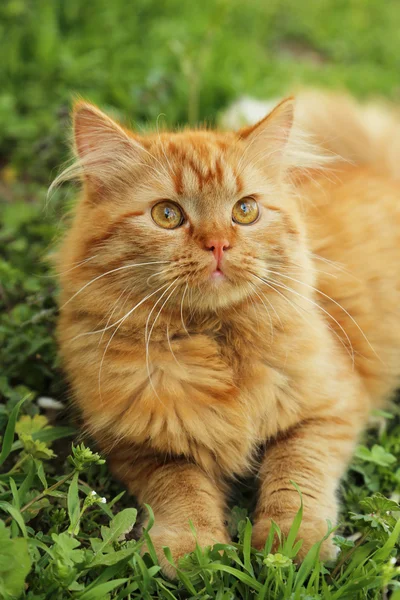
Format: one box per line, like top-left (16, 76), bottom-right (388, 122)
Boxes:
top-left (49, 97), bottom-right (334, 200)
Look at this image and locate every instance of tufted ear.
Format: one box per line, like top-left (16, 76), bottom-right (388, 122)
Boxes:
top-left (72, 101), bottom-right (145, 195)
top-left (238, 97), bottom-right (294, 168)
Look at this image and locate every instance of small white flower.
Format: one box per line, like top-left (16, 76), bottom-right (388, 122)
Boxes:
top-left (37, 396), bottom-right (65, 410)
top-left (219, 96), bottom-right (281, 130)
top-left (390, 556), bottom-right (396, 565)
top-left (90, 490), bottom-right (97, 497)
top-left (100, 497), bottom-right (107, 504)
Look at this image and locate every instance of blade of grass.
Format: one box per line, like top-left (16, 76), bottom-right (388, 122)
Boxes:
top-left (78, 578), bottom-right (128, 600)
top-left (10, 425), bottom-right (77, 452)
top-left (373, 514), bottom-right (400, 561)
top-left (294, 538), bottom-right (325, 589)
top-left (0, 500), bottom-right (28, 537)
top-left (9, 477), bottom-right (20, 509)
top-left (67, 471), bottom-right (80, 535)
top-left (203, 563), bottom-right (263, 591)
top-left (142, 504), bottom-right (159, 565)
top-left (242, 518), bottom-right (254, 576)
top-left (162, 547), bottom-right (197, 595)
top-left (155, 580), bottom-right (179, 600)
top-left (0, 395), bottom-right (29, 466)
top-left (265, 520), bottom-right (281, 554)
top-left (282, 481), bottom-right (303, 557)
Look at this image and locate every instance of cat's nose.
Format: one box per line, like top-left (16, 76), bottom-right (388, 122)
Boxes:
top-left (204, 238), bottom-right (231, 263)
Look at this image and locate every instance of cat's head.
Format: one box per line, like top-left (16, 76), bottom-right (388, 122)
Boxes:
top-left (56, 98), bottom-right (322, 314)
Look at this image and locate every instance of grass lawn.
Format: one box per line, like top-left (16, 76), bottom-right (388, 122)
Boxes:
top-left (0, 1), bottom-right (399, 597)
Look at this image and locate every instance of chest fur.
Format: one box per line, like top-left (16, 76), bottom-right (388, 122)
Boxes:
top-left (95, 324), bottom-right (307, 476)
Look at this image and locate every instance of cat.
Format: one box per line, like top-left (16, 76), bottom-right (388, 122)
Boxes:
top-left (55, 91), bottom-right (400, 577)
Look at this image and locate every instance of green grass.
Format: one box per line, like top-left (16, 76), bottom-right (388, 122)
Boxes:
top-left (1, 0), bottom-right (400, 597)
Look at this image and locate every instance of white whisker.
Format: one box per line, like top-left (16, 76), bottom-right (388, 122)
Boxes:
top-left (166, 321), bottom-right (182, 367)
top-left (145, 280), bottom-right (180, 401)
top-left (255, 273), bottom-right (355, 365)
top-left (265, 268), bottom-right (379, 362)
top-left (311, 253), bottom-right (360, 282)
top-left (188, 283), bottom-right (196, 320)
top-left (249, 282), bottom-right (274, 341)
top-left (252, 282), bottom-right (283, 329)
top-left (98, 286), bottom-right (130, 347)
top-left (74, 281), bottom-right (170, 339)
top-left (146, 265), bottom-right (176, 285)
top-left (41, 255), bottom-right (98, 278)
top-left (251, 273), bottom-right (318, 338)
top-left (180, 282), bottom-right (191, 337)
top-left (61, 260), bottom-right (171, 309)
top-left (97, 282), bottom-right (169, 401)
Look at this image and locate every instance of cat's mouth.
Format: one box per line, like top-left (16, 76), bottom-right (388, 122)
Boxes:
top-left (210, 267), bottom-right (225, 281)
top-left (208, 254), bottom-right (228, 283)
top-left (208, 253), bottom-right (228, 280)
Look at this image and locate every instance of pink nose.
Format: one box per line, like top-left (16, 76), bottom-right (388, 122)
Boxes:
top-left (204, 238), bottom-right (231, 263)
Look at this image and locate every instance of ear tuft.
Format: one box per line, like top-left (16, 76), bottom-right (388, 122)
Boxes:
top-left (236, 96), bottom-right (334, 174)
top-left (73, 101), bottom-right (133, 161)
top-left (60, 101), bottom-right (146, 198)
top-left (238, 97), bottom-right (295, 170)
top-left (49, 102), bottom-right (146, 200)
top-left (239, 97), bottom-right (294, 141)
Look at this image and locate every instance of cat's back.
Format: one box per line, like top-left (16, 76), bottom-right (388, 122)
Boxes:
top-left (301, 162), bottom-right (400, 404)
top-left (287, 90), bottom-right (400, 403)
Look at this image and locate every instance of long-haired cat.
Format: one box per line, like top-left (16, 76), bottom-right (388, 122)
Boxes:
top-left (55, 91), bottom-right (400, 576)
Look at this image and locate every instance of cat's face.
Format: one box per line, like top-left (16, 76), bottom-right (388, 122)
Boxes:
top-left (59, 99), bottom-right (310, 313)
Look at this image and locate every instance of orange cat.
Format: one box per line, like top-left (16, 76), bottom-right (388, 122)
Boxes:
top-left (56, 91), bottom-right (400, 577)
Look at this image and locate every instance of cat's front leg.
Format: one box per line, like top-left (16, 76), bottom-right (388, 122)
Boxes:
top-left (109, 447), bottom-right (229, 577)
top-left (252, 414), bottom-right (364, 560)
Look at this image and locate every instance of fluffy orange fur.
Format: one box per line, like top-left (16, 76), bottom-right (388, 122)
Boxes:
top-left (56, 91), bottom-right (400, 576)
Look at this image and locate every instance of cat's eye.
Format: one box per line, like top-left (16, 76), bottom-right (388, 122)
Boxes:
top-left (232, 197), bottom-right (259, 225)
top-left (151, 201), bottom-right (184, 229)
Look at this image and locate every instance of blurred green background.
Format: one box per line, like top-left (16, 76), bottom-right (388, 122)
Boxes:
top-left (1, 0), bottom-right (400, 407)
top-left (1, 0), bottom-right (400, 181)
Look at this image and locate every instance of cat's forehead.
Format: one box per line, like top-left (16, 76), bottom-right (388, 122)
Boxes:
top-left (147, 130), bottom-right (245, 200)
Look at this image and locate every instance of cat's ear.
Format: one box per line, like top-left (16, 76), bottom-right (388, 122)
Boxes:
top-left (72, 101), bottom-right (145, 194)
top-left (238, 97), bottom-right (294, 167)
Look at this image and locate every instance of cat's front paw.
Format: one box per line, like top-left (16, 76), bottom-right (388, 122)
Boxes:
top-left (147, 525), bottom-right (229, 578)
top-left (252, 515), bottom-right (337, 562)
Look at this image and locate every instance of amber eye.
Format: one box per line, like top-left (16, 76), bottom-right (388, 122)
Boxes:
top-left (232, 197), bottom-right (259, 225)
top-left (151, 201), bottom-right (184, 229)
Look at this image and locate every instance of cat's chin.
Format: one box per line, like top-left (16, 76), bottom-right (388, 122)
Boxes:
top-left (193, 278), bottom-right (251, 311)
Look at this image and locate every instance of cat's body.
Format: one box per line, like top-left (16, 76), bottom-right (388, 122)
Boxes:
top-left (57, 92), bottom-right (400, 575)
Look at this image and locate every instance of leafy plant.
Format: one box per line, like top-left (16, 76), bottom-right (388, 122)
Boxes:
top-left (0, 399), bottom-right (399, 598)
